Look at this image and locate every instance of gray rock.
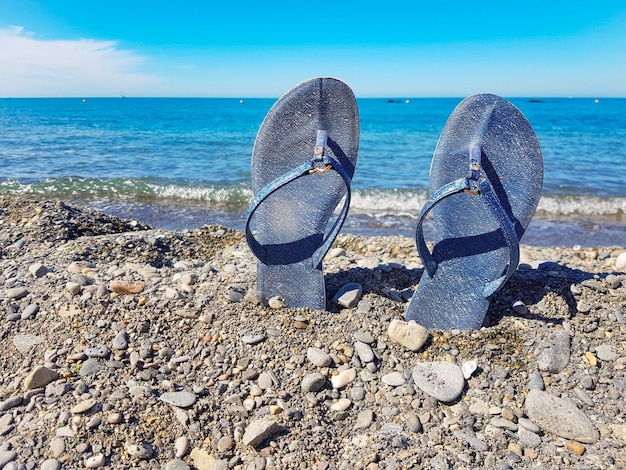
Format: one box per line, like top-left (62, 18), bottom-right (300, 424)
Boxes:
top-left (388, 319), bottom-right (428, 352)
top-left (0, 396), bottom-right (23, 411)
top-left (160, 391), bottom-right (197, 408)
top-left (79, 359), bottom-right (105, 376)
top-left (29, 263), bottom-right (50, 278)
top-left (241, 334), bottom-right (266, 345)
top-left (6, 287), bottom-right (28, 299)
top-left (165, 459), bottom-right (191, 470)
top-left (40, 459), bottom-right (61, 470)
top-left (412, 362), bottom-right (465, 403)
top-left (454, 431), bottom-right (489, 451)
top-left (125, 442), bottom-right (154, 460)
top-left (354, 341), bottom-right (374, 363)
top-left (333, 283), bottom-right (363, 308)
top-left (242, 418), bottom-right (282, 448)
top-left (525, 389), bottom-right (599, 443)
top-left (21, 303), bottom-right (39, 320)
top-left (537, 330), bottom-right (570, 373)
top-left (301, 373), bottom-right (326, 393)
top-left (84, 345), bottom-right (109, 358)
top-left (0, 451), bottom-right (17, 468)
top-left (518, 427), bottom-right (542, 448)
top-left (527, 370), bottom-right (545, 390)
top-left (381, 371), bottom-right (405, 387)
top-left (24, 365), bottom-right (58, 390)
top-left (595, 343), bottom-right (618, 361)
top-left (353, 409), bottom-right (374, 430)
top-left (12, 334), bottom-right (43, 354)
top-left (307, 347), bottom-right (332, 367)
top-left (112, 330), bottom-right (129, 350)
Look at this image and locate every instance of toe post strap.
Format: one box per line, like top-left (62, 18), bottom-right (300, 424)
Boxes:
top-left (416, 145), bottom-right (520, 298)
top-left (246, 129), bottom-right (352, 267)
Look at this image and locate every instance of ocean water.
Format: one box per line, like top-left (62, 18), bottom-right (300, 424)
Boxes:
top-left (0, 96), bottom-right (624, 247)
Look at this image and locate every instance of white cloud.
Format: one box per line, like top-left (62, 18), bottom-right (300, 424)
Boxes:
top-left (0, 26), bottom-right (160, 97)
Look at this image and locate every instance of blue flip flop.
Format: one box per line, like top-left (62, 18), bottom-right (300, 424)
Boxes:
top-left (245, 78), bottom-right (359, 310)
top-left (405, 94), bottom-right (543, 329)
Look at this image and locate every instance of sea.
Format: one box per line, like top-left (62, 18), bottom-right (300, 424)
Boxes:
top-left (1, 96), bottom-right (625, 247)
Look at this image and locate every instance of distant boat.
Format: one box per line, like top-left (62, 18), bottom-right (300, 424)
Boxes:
top-left (120, 91), bottom-right (126, 99)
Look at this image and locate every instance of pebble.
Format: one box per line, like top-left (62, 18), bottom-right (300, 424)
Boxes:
top-left (412, 362), bottom-right (465, 403)
top-left (112, 330), bottom-right (129, 350)
top-left (21, 303), bottom-right (39, 319)
top-left (301, 373), bottom-right (326, 393)
top-left (511, 300), bottom-right (528, 315)
top-left (165, 460), bottom-right (191, 470)
top-left (125, 442), bottom-right (154, 460)
top-left (353, 331), bottom-right (375, 344)
top-left (71, 398), bottom-right (97, 414)
top-left (268, 296), bottom-right (285, 309)
top-left (85, 454), bottom-right (105, 468)
top-left (354, 409), bottom-right (374, 430)
top-left (175, 436), bottom-right (190, 458)
top-left (615, 252), bottom-right (626, 271)
top-left (241, 334), bottom-right (267, 345)
top-left (29, 262), bottom-right (49, 277)
top-left (525, 389), bottom-right (600, 443)
top-left (23, 365), bottom-right (58, 390)
top-left (461, 360), bottom-right (478, 379)
top-left (0, 451), bottom-right (17, 469)
top-left (333, 283), bottom-right (363, 308)
top-left (6, 287), bottom-right (28, 299)
top-left (354, 341), bottom-right (374, 363)
top-left (12, 333), bottom-right (43, 354)
top-left (242, 418), bottom-right (282, 448)
top-left (109, 280), bottom-right (145, 295)
top-left (331, 368), bottom-right (357, 389)
top-left (330, 398), bottom-right (351, 411)
top-left (307, 347), bottom-right (332, 367)
top-left (527, 370), bottom-right (545, 390)
top-left (387, 319), bottom-right (428, 352)
top-left (595, 343), bottom-right (618, 361)
top-left (537, 330), bottom-right (571, 373)
top-left (40, 459), bottom-right (61, 470)
top-left (381, 371), bottom-right (405, 387)
top-left (160, 391), bottom-right (197, 408)
top-left (84, 345), bottom-right (109, 358)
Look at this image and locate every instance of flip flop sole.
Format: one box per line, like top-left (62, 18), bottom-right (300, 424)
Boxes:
top-left (406, 94), bottom-right (542, 329)
top-left (250, 78), bottom-right (359, 309)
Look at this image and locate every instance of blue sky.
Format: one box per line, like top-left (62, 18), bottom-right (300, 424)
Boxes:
top-left (1, 0), bottom-right (625, 97)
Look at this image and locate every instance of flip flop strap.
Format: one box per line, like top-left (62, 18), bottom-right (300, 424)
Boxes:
top-left (416, 148), bottom-right (520, 298)
top-left (246, 131), bottom-right (352, 269)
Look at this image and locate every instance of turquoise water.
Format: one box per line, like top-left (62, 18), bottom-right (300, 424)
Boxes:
top-left (0, 97), bottom-right (624, 246)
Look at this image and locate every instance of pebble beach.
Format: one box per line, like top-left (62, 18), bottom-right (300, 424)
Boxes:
top-left (1, 194), bottom-right (625, 470)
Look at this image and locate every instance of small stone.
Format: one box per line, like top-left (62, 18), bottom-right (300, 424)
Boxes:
top-left (333, 283), bottom-right (363, 308)
top-left (85, 454), bottom-right (105, 468)
top-left (614, 252), bottom-right (626, 271)
top-left (331, 368), bottom-right (357, 389)
top-left (165, 460), bottom-right (190, 470)
top-left (241, 334), bottom-right (266, 345)
top-left (595, 343), bottom-right (618, 361)
top-left (461, 360), bottom-right (478, 379)
top-left (512, 300), bottom-right (528, 315)
top-left (175, 436), bottom-right (190, 458)
top-left (40, 459), bottom-right (61, 470)
top-left (66, 281), bottom-right (82, 295)
top-left (29, 263), bottom-right (50, 278)
top-left (84, 345), bottom-right (109, 358)
top-left (242, 418), bottom-right (282, 448)
top-left (72, 398), bottom-right (97, 414)
top-left (537, 330), bottom-right (570, 373)
top-left (330, 398), bottom-right (351, 411)
top-left (160, 391), bottom-right (197, 408)
top-left (566, 440), bottom-right (586, 456)
top-left (307, 347), bottom-right (332, 367)
top-left (412, 362), bottom-right (465, 403)
top-left (110, 280), bottom-right (145, 295)
top-left (125, 442), bottom-right (154, 460)
top-left (354, 341), bottom-right (374, 363)
top-left (381, 372), bottom-right (405, 387)
top-left (6, 287), bottom-right (28, 300)
top-left (527, 370), bottom-right (545, 391)
top-left (353, 331), bottom-right (375, 344)
top-left (112, 331), bottom-right (129, 350)
top-left (388, 319), bottom-right (428, 352)
top-left (24, 365), bottom-right (58, 390)
top-left (190, 448), bottom-right (217, 470)
top-left (525, 389), bottom-right (599, 443)
top-left (21, 303), bottom-right (39, 320)
top-left (301, 373), bottom-right (326, 393)
top-left (354, 409), bottom-right (374, 430)
top-left (217, 436), bottom-right (234, 453)
top-left (585, 352), bottom-right (598, 366)
top-left (268, 296), bottom-right (285, 309)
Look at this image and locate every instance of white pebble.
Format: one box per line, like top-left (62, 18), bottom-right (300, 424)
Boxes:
top-left (85, 454), bottom-right (105, 468)
top-left (330, 398), bottom-right (351, 411)
top-left (331, 368), bottom-right (356, 389)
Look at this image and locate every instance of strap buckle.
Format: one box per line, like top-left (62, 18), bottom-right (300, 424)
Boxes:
top-left (464, 144), bottom-right (483, 195)
top-left (309, 130), bottom-right (332, 174)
